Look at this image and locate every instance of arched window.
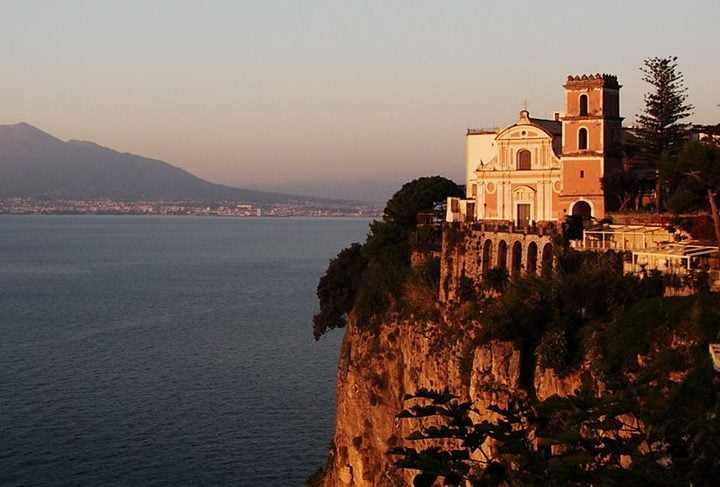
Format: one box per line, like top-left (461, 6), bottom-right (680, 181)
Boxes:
top-left (516, 149), bottom-right (531, 170)
top-left (579, 94), bottom-right (588, 116)
top-left (578, 128), bottom-right (588, 150)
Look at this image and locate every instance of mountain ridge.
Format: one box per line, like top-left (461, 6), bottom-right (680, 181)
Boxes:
top-left (0, 123), bottom-right (346, 204)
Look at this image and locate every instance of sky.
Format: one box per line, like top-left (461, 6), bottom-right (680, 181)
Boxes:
top-left (2, 1), bottom-right (719, 197)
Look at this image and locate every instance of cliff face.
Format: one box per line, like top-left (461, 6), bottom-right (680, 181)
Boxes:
top-left (316, 225), bottom-right (715, 486)
top-left (318, 228), bottom-right (584, 486)
top-left (320, 315), bottom-right (590, 486)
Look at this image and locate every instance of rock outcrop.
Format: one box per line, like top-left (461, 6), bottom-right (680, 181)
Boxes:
top-left (318, 313), bottom-right (592, 486)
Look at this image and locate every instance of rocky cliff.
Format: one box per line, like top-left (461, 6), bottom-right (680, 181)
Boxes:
top-left (318, 318), bottom-right (600, 486)
top-left (315, 224), bottom-right (719, 486)
top-left (317, 229), bottom-right (581, 486)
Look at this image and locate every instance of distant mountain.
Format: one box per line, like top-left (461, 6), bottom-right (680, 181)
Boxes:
top-left (0, 123), bottom-right (327, 204)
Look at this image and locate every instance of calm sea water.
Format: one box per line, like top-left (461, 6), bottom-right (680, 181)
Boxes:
top-left (0, 216), bottom-right (370, 486)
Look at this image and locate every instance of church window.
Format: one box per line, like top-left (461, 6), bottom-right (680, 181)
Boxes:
top-left (580, 170), bottom-right (585, 178)
top-left (578, 128), bottom-right (588, 150)
top-left (516, 149), bottom-right (531, 170)
top-left (579, 94), bottom-right (588, 116)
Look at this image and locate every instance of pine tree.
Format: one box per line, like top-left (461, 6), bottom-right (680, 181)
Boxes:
top-left (635, 56), bottom-right (694, 211)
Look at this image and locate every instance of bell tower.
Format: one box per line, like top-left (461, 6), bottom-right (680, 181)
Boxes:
top-left (559, 74), bottom-right (623, 220)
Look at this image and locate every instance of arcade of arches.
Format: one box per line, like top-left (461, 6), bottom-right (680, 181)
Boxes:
top-left (440, 229), bottom-right (555, 302)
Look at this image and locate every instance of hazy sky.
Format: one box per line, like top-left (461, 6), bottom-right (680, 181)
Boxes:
top-left (2, 1), bottom-right (719, 190)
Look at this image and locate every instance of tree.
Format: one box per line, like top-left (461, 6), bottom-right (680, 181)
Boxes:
top-left (383, 176), bottom-right (462, 229)
top-left (665, 139), bottom-right (720, 264)
top-left (635, 56), bottom-right (694, 212)
top-left (482, 266), bottom-right (509, 294)
top-left (601, 136), bottom-right (644, 211)
top-left (312, 243), bottom-right (368, 339)
top-left (392, 380), bottom-right (720, 486)
top-left (600, 167), bottom-right (639, 212)
top-left (313, 176), bottom-right (461, 337)
top-left (389, 388), bottom-right (544, 486)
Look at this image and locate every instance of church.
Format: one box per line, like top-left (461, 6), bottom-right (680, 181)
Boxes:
top-left (447, 73), bottom-right (624, 226)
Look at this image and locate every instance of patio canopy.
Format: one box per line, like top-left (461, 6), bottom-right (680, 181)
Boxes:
top-left (632, 242), bottom-right (719, 272)
top-left (583, 224), bottom-right (674, 251)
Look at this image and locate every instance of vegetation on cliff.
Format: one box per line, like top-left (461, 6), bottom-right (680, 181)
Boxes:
top-left (313, 176), bottom-right (461, 339)
top-left (393, 347), bottom-right (720, 486)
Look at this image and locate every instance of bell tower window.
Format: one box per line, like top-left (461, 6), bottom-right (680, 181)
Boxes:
top-left (516, 149), bottom-right (531, 170)
top-left (578, 128), bottom-right (588, 150)
top-left (579, 94), bottom-right (588, 116)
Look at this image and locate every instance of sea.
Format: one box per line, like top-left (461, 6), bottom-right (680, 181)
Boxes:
top-left (0, 215), bottom-right (371, 487)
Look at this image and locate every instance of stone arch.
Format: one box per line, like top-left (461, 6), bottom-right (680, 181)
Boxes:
top-left (527, 241), bottom-right (538, 275)
top-left (497, 240), bottom-right (508, 269)
top-left (571, 200), bottom-right (593, 219)
top-left (511, 240), bottom-right (523, 277)
top-left (482, 239), bottom-right (493, 274)
top-left (541, 243), bottom-right (553, 277)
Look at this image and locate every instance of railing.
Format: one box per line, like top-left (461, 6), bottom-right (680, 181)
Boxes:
top-left (461, 220), bottom-right (557, 237)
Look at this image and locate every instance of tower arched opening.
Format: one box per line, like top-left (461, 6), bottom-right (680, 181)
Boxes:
top-left (578, 128), bottom-right (588, 150)
top-left (579, 94), bottom-right (588, 116)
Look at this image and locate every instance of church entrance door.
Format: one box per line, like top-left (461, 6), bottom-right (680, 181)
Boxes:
top-left (516, 204), bottom-right (531, 228)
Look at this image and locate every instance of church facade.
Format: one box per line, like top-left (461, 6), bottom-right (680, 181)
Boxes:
top-left (447, 74), bottom-right (623, 226)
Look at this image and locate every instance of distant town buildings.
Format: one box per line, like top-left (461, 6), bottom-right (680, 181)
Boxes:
top-left (0, 198), bottom-right (382, 218)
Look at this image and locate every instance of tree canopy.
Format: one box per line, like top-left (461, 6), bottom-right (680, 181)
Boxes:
top-left (312, 243), bottom-right (368, 339)
top-left (313, 176), bottom-right (460, 338)
top-left (635, 56), bottom-right (694, 211)
top-left (636, 56), bottom-right (694, 159)
top-left (382, 176), bottom-right (462, 228)
top-left (664, 139), bottom-right (720, 261)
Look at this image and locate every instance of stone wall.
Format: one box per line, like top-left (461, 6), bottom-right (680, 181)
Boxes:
top-left (440, 223), bottom-right (555, 302)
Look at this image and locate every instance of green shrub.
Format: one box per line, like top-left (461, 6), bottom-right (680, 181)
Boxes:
top-left (458, 275), bottom-right (476, 302)
top-left (536, 328), bottom-right (569, 373)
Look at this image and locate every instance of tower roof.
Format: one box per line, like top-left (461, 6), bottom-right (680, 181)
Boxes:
top-left (564, 73), bottom-right (621, 89)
